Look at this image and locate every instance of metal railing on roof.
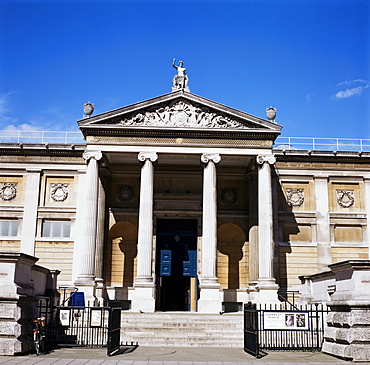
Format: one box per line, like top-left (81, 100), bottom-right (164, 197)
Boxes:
top-left (1, 131), bottom-right (370, 152)
top-left (274, 137), bottom-right (370, 152)
top-left (0, 130), bottom-right (85, 144)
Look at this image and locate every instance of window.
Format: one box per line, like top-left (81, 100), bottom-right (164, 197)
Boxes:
top-left (42, 220), bottom-right (71, 238)
top-left (0, 220), bottom-right (18, 236)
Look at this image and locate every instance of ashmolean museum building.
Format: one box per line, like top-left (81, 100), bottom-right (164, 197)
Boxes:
top-left (1, 64), bottom-right (369, 313)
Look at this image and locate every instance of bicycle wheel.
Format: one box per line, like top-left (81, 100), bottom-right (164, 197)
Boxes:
top-left (34, 332), bottom-right (40, 355)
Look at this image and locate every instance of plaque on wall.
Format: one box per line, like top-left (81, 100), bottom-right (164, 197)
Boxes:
top-left (336, 189), bottom-right (354, 208)
top-left (116, 185), bottom-right (135, 203)
top-left (286, 188), bottom-right (304, 207)
top-left (0, 183), bottom-right (17, 201)
top-left (220, 187), bottom-right (238, 205)
top-left (51, 183), bottom-right (69, 202)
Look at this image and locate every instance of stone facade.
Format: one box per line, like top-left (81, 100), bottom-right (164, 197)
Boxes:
top-left (0, 90), bottom-right (369, 315)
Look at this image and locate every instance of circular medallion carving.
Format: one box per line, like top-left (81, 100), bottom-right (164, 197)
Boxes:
top-left (51, 184), bottom-right (69, 202)
top-left (337, 190), bottom-right (354, 208)
top-left (0, 183), bottom-right (17, 201)
top-left (117, 185), bottom-right (135, 203)
top-left (220, 187), bottom-right (238, 205)
top-left (286, 188), bottom-right (304, 207)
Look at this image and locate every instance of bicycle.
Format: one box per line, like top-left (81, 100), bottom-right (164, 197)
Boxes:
top-left (32, 317), bottom-right (46, 355)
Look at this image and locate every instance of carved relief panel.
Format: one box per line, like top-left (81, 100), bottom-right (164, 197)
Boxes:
top-left (329, 182), bottom-right (363, 211)
top-left (0, 183), bottom-right (17, 201)
top-left (336, 190), bottom-right (354, 208)
top-left (43, 177), bottom-right (75, 206)
top-left (110, 100), bottom-right (256, 130)
top-left (50, 183), bottom-right (69, 202)
top-left (279, 181), bottom-right (312, 211)
top-left (0, 177), bottom-right (23, 205)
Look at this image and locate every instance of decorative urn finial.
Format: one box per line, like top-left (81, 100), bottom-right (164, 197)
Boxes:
top-left (172, 58), bottom-right (190, 92)
top-left (84, 102), bottom-right (94, 118)
top-left (266, 106), bottom-right (277, 122)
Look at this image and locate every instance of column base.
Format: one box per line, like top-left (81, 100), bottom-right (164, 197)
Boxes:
top-left (95, 278), bottom-right (106, 306)
top-left (198, 284), bottom-right (222, 313)
top-left (256, 278), bottom-right (279, 303)
top-left (129, 284), bottom-right (155, 313)
top-left (247, 281), bottom-right (259, 302)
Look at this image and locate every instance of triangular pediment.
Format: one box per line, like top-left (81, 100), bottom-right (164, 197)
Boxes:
top-left (78, 91), bottom-right (282, 134)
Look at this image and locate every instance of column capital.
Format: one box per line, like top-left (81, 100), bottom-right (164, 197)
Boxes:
top-left (83, 151), bottom-right (102, 162)
top-left (138, 152), bottom-right (158, 162)
top-left (201, 153), bottom-right (221, 164)
top-left (256, 154), bottom-right (276, 165)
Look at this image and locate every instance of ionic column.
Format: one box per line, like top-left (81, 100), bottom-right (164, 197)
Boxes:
top-left (198, 153), bottom-right (221, 313)
top-left (131, 152), bottom-right (157, 312)
top-left (256, 155), bottom-right (279, 303)
top-left (21, 169), bottom-right (41, 256)
top-left (314, 177), bottom-right (332, 271)
top-left (74, 151), bottom-right (102, 304)
top-left (95, 174), bottom-right (107, 306)
top-left (247, 171), bottom-right (259, 301)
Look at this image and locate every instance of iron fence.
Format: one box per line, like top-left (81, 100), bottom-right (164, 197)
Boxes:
top-left (37, 301), bottom-right (121, 356)
top-left (244, 302), bottom-right (328, 357)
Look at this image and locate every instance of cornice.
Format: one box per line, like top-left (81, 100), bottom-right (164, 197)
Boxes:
top-left (0, 143), bottom-right (86, 157)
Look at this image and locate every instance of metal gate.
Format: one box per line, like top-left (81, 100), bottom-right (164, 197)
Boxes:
top-left (37, 301), bottom-right (121, 356)
top-left (244, 302), bottom-right (328, 357)
top-left (107, 301), bottom-right (121, 356)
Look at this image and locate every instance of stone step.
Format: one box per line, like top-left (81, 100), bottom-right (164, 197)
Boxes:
top-left (120, 312), bottom-right (244, 347)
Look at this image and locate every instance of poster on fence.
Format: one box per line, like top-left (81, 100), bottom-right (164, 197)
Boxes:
top-left (90, 309), bottom-right (103, 327)
top-left (59, 309), bottom-right (71, 326)
top-left (262, 311), bottom-right (309, 330)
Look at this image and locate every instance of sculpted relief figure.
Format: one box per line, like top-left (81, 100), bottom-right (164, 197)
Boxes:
top-left (117, 100), bottom-right (253, 130)
top-left (172, 58), bottom-right (190, 92)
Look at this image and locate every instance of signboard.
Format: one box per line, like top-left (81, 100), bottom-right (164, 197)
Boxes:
top-left (59, 309), bottom-right (71, 326)
top-left (262, 311), bottom-right (309, 330)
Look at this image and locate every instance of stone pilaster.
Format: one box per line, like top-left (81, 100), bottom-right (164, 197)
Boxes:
top-left (198, 153), bottom-right (221, 313)
top-left (314, 177), bottom-right (332, 272)
top-left (20, 169), bottom-right (41, 256)
top-left (131, 152), bottom-right (158, 312)
top-left (256, 155), bottom-right (279, 303)
top-left (74, 151), bottom-right (102, 305)
top-left (364, 178), bottom-right (370, 259)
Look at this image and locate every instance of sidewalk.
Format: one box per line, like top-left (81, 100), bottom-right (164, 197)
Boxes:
top-left (0, 346), bottom-right (352, 365)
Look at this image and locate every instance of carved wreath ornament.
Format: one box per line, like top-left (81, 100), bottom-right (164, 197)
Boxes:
top-left (220, 187), bottom-right (238, 205)
top-left (115, 100), bottom-right (254, 129)
top-left (51, 183), bottom-right (69, 202)
top-left (0, 183), bottom-right (17, 201)
top-left (336, 190), bottom-right (354, 208)
top-left (116, 185), bottom-right (135, 203)
top-left (286, 188), bottom-right (304, 207)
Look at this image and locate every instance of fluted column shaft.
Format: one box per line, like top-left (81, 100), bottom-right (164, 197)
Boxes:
top-left (255, 154), bottom-right (279, 303)
top-left (200, 153), bottom-right (221, 286)
top-left (95, 177), bottom-right (106, 281)
top-left (257, 155), bottom-right (275, 281)
top-left (76, 151), bottom-right (102, 283)
top-left (135, 152), bottom-right (158, 286)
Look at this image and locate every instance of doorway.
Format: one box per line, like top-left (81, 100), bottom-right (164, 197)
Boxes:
top-left (156, 219), bottom-right (197, 311)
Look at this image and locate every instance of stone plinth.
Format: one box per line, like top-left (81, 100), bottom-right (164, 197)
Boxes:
top-left (322, 260), bottom-right (370, 362)
top-left (0, 253), bottom-right (38, 355)
top-left (0, 252), bottom-right (59, 355)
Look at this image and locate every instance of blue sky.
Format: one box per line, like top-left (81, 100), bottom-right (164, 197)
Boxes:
top-left (0, 0), bottom-right (369, 140)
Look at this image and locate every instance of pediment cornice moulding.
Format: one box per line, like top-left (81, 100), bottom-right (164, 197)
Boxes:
top-left (78, 91), bottom-right (282, 133)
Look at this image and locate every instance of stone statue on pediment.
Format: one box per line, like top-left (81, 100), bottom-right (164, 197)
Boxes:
top-left (172, 58), bottom-right (190, 92)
